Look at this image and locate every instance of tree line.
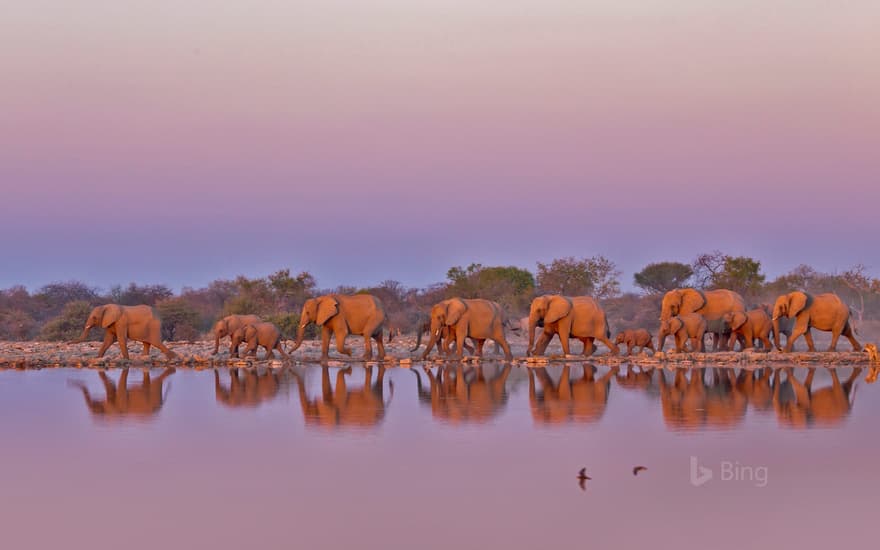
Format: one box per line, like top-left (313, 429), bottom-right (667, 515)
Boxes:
top-left (1, 252), bottom-right (877, 342)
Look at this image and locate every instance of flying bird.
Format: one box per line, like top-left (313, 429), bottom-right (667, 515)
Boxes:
top-left (632, 466), bottom-right (648, 476)
top-left (577, 467), bottom-right (591, 491)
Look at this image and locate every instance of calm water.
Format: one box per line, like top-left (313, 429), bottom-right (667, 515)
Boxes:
top-left (1, 364), bottom-right (876, 550)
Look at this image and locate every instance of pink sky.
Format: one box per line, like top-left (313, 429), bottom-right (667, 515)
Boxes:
top-left (2, 1), bottom-right (878, 289)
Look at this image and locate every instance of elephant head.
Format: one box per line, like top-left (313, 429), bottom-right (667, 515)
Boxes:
top-left (290, 295), bottom-right (339, 352)
top-left (772, 292), bottom-right (812, 349)
top-left (723, 312), bottom-right (748, 332)
top-left (658, 317), bottom-right (683, 351)
top-left (75, 304), bottom-right (124, 342)
top-left (527, 295), bottom-right (571, 355)
top-left (660, 289), bottom-right (706, 321)
top-left (420, 299), bottom-right (467, 359)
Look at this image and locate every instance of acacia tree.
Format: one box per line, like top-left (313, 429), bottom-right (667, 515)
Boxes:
top-left (633, 262), bottom-right (693, 294)
top-left (536, 256), bottom-right (621, 300)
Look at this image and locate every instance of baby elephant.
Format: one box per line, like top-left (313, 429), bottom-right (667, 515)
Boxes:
top-left (231, 322), bottom-right (290, 361)
top-left (723, 309), bottom-right (773, 351)
top-left (658, 314), bottom-right (706, 353)
top-left (615, 329), bottom-right (655, 356)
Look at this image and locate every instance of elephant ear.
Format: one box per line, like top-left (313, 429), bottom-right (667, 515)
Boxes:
top-left (680, 289), bottom-right (707, 314)
top-left (101, 305), bottom-right (123, 328)
top-left (445, 299), bottom-right (467, 326)
top-left (545, 296), bottom-right (573, 324)
top-left (730, 312), bottom-right (748, 331)
top-left (787, 292), bottom-right (811, 318)
top-left (245, 325), bottom-right (257, 339)
top-left (316, 296), bottom-right (339, 325)
top-left (670, 318), bottom-right (683, 333)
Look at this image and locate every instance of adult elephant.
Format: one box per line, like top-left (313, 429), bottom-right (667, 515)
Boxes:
top-left (68, 367), bottom-right (176, 421)
top-left (292, 366), bottom-right (393, 429)
top-left (771, 292), bottom-right (861, 352)
top-left (290, 294), bottom-right (388, 361)
top-left (212, 314), bottom-right (261, 355)
top-left (72, 304), bottom-right (177, 360)
top-left (527, 295), bottom-right (618, 357)
top-left (420, 298), bottom-right (512, 360)
top-left (659, 289), bottom-right (745, 351)
top-left (410, 312), bottom-right (474, 355)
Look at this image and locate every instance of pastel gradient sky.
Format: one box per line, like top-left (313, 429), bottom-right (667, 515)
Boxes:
top-left (2, 1), bottom-right (878, 290)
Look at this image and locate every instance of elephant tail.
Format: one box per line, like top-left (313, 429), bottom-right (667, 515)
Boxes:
top-left (384, 380), bottom-right (395, 407)
top-left (605, 318), bottom-right (612, 339)
top-left (386, 321), bottom-right (394, 343)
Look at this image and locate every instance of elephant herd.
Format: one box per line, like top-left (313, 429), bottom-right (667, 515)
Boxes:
top-left (65, 363), bottom-right (868, 430)
top-left (71, 287), bottom-right (863, 362)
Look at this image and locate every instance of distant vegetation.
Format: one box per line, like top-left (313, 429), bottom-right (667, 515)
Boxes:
top-left (1, 253), bottom-right (878, 341)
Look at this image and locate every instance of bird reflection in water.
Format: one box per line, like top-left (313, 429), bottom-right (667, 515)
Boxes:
top-left (411, 364), bottom-right (512, 424)
top-left (214, 367), bottom-right (284, 410)
top-left (292, 366), bottom-right (393, 429)
top-left (772, 367), bottom-right (861, 428)
top-left (68, 367), bottom-right (176, 422)
top-left (528, 364), bottom-right (615, 425)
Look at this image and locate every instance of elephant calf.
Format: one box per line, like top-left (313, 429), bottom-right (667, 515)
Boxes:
top-left (231, 322), bottom-right (289, 361)
top-left (614, 329), bottom-right (655, 356)
top-left (658, 314), bottom-right (706, 353)
top-left (723, 309), bottom-right (773, 351)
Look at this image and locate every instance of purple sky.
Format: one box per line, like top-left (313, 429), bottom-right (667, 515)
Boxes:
top-left (2, 1), bottom-right (878, 291)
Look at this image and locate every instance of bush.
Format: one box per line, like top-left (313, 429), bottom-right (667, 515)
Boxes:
top-left (157, 298), bottom-right (202, 342)
top-left (39, 301), bottom-right (94, 341)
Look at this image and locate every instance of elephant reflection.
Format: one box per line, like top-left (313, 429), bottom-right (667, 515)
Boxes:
top-left (735, 368), bottom-right (775, 413)
top-left (614, 364), bottom-right (656, 394)
top-left (528, 365), bottom-right (615, 425)
top-left (658, 368), bottom-right (747, 430)
top-left (411, 364), bottom-right (512, 424)
top-left (293, 366), bottom-right (393, 429)
top-left (215, 367), bottom-right (283, 409)
top-left (69, 367), bottom-right (175, 421)
top-left (772, 367), bottom-right (861, 428)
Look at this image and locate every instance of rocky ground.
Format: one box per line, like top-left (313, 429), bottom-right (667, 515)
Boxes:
top-left (0, 335), bottom-right (877, 369)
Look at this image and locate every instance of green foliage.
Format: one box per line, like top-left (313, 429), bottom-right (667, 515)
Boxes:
top-left (266, 312), bottom-right (303, 340)
top-left (692, 251), bottom-right (765, 296)
top-left (39, 300), bottom-right (94, 341)
top-left (445, 264), bottom-right (535, 314)
top-left (109, 283), bottom-right (173, 306)
top-left (633, 262), bottom-right (693, 294)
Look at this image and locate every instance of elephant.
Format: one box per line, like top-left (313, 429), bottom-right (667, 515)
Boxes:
top-left (410, 312), bottom-right (475, 355)
top-left (614, 364), bottom-right (656, 394)
top-left (230, 322), bottom-right (289, 361)
top-left (213, 314), bottom-right (261, 355)
top-left (527, 364), bottom-right (616, 425)
top-left (614, 329), bottom-right (655, 355)
top-left (771, 292), bottom-right (861, 352)
top-left (772, 367), bottom-right (861, 428)
top-left (704, 318), bottom-right (733, 352)
top-left (657, 314), bottom-right (706, 352)
top-left (214, 367), bottom-right (283, 409)
top-left (72, 304), bottom-right (176, 360)
top-left (68, 367), bottom-right (176, 421)
top-left (659, 288), bottom-right (745, 351)
top-left (420, 298), bottom-right (512, 360)
top-left (290, 294), bottom-right (388, 361)
top-left (411, 364), bottom-right (512, 424)
top-left (526, 295), bottom-right (618, 357)
top-left (292, 366), bottom-right (394, 429)
top-left (723, 308), bottom-right (773, 351)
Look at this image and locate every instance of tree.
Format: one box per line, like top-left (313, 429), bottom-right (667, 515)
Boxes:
top-left (633, 262), bottom-right (693, 294)
top-left (536, 256), bottom-right (621, 300)
top-left (446, 264), bottom-right (536, 314)
top-left (712, 256), bottom-right (766, 296)
top-left (39, 301), bottom-right (94, 341)
top-left (691, 251), bottom-right (727, 289)
top-left (109, 283), bottom-right (173, 306)
top-left (837, 264), bottom-right (876, 323)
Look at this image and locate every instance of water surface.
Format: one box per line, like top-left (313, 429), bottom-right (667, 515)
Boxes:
top-left (1, 364), bottom-right (876, 550)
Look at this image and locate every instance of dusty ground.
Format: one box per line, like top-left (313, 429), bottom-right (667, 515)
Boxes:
top-left (0, 332), bottom-right (877, 369)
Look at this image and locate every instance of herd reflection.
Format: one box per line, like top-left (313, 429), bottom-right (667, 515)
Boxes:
top-left (64, 363), bottom-right (869, 431)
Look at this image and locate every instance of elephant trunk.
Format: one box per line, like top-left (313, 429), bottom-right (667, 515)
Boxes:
top-left (772, 318), bottom-right (782, 351)
top-left (527, 314), bottom-right (539, 356)
top-left (421, 326), bottom-right (441, 360)
top-left (72, 324), bottom-right (93, 344)
top-left (411, 323), bottom-right (424, 352)
top-left (290, 323), bottom-right (307, 352)
top-left (657, 329), bottom-right (666, 352)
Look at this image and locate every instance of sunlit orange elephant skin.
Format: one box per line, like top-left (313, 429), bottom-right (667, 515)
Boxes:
top-left (527, 295), bottom-right (618, 357)
top-left (69, 367), bottom-right (176, 421)
top-left (772, 292), bottom-right (861, 352)
top-left (213, 314), bottom-right (261, 355)
top-left (72, 304), bottom-right (176, 360)
top-left (659, 289), bottom-right (745, 351)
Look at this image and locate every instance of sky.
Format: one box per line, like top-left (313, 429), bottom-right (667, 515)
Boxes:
top-left (2, 0), bottom-right (878, 291)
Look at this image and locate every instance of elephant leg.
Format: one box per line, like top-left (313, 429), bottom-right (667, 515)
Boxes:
top-left (803, 330), bottom-right (816, 352)
top-left (474, 339), bottom-right (485, 357)
top-left (372, 332), bottom-right (386, 360)
top-left (319, 327), bottom-right (333, 359)
top-left (334, 326), bottom-right (352, 356)
top-left (582, 338), bottom-right (595, 357)
top-left (556, 323), bottom-right (572, 356)
top-left (142, 343), bottom-right (151, 357)
top-left (842, 322), bottom-right (861, 351)
top-left (596, 333), bottom-right (619, 356)
top-left (97, 331), bottom-right (115, 358)
top-left (153, 340), bottom-right (176, 360)
top-left (453, 322), bottom-right (468, 359)
top-left (490, 329), bottom-right (513, 361)
top-left (362, 332), bottom-right (373, 360)
top-left (785, 322), bottom-right (808, 353)
top-left (828, 327), bottom-right (841, 352)
top-left (116, 327), bottom-right (130, 360)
